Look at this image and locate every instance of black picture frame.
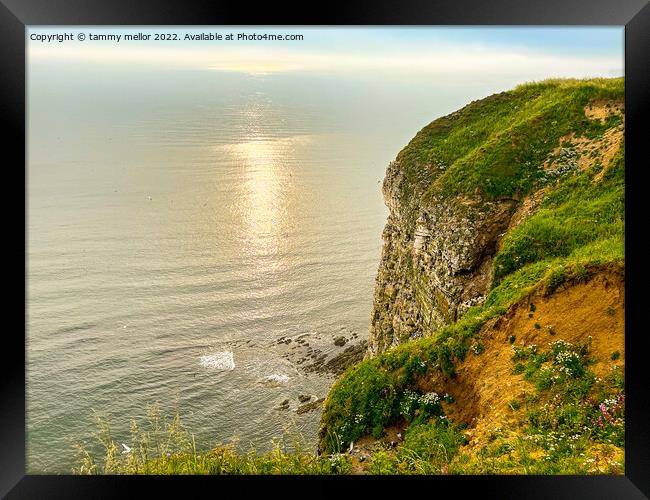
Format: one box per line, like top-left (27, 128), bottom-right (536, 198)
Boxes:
top-left (3, 0), bottom-right (649, 497)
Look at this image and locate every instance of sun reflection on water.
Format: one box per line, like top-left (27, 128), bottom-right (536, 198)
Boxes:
top-left (216, 134), bottom-right (313, 261)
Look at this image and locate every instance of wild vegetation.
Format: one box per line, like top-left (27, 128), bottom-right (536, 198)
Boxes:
top-left (74, 406), bottom-right (353, 475)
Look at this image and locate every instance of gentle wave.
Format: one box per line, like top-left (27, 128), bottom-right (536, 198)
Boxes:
top-left (199, 351), bottom-right (235, 371)
top-left (258, 374), bottom-right (290, 386)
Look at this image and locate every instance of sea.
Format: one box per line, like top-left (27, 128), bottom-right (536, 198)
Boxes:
top-left (26, 60), bottom-right (500, 472)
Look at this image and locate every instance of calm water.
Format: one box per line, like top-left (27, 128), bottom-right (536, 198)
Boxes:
top-left (27, 62), bottom-right (501, 473)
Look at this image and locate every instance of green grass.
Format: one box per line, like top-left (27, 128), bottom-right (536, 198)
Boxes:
top-left (493, 146), bottom-right (624, 283)
top-left (511, 338), bottom-right (625, 448)
top-left (392, 78), bottom-right (623, 229)
top-left (364, 418), bottom-right (467, 474)
top-left (74, 405), bottom-right (352, 475)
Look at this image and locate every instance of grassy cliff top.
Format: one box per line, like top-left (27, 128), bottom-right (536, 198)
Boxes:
top-left (392, 78), bottom-right (623, 220)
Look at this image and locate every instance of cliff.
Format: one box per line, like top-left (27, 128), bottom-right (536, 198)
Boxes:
top-left (320, 78), bottom-right (625, 474)
top-left (369, 78), bottom-right (624, 355)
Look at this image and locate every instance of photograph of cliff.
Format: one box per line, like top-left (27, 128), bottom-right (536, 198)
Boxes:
top-left (26, 27), bottom-right (623, 475)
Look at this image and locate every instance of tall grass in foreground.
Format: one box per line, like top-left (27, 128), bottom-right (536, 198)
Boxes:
top-left (71, 405), bottom-right (472, 475)
top-left (73, 405), bottom-right (352, 475)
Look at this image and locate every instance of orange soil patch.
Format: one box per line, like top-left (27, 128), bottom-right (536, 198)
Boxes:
top-left (571, 126), bottom-right (623, 174)
top-left (448, 270), bottom-right (623, 450)
top-left (543, 128), bottom-right (623, 174)
top-left (590, 126), bottom-right (624, 182)
top-left (348, 268), bottom-right (624, 469)
top-left (584, 99), bottom-right (624, 123)
top-left (580, 99), bottom-right (624, 178)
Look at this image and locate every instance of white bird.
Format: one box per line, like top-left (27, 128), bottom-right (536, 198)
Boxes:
top-left (121, 443), bottom-right (132, 454)
top-left (349, 441), bottom-right (354, 453)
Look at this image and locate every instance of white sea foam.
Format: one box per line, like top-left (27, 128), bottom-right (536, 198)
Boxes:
top-left (199, 351), bottom-right (235, 371)
top-left (258, 373), bottom-right (290, 386)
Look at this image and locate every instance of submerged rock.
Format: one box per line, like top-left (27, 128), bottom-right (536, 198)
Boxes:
top-left (296, 397), bottom-right (326, 415)
top-left (304, 340), bottom-right (368, 376)
top-left (333, 336), bottom-right (348, 347)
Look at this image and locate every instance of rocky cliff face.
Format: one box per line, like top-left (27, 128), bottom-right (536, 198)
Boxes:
top-left (368, 162), bottom-right (517, 355)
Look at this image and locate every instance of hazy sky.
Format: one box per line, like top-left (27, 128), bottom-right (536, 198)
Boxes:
top-left (28, 27), bottom-right (623, 85)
